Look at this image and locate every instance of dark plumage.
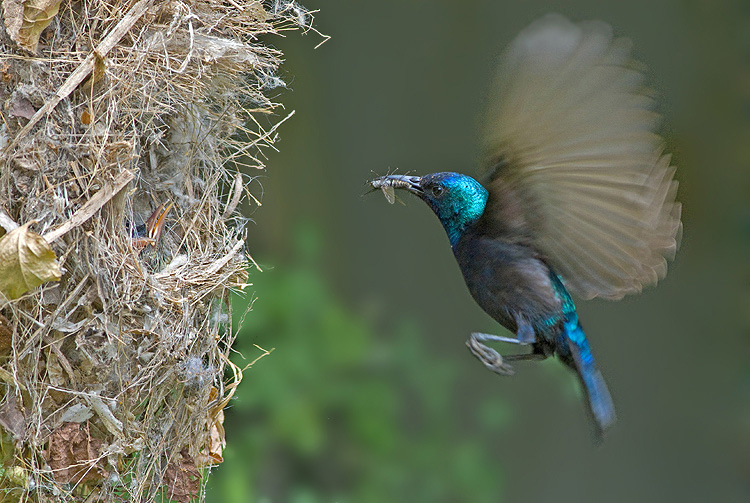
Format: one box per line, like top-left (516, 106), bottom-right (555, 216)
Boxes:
top-left (369, 15), bottom-right (681, 437)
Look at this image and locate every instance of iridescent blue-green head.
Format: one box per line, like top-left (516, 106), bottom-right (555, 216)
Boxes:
top-left (374, 172), bottom-right (489, 246)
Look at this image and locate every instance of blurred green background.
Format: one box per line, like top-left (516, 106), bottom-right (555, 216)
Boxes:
top-left (207, 1), bottom-right (748, 502)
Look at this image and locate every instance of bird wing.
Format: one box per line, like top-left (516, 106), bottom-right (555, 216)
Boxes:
top-left (480, 14), bottom-right (681, 300)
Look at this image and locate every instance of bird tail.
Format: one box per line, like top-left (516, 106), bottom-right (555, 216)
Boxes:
top-left (561, 318), bottom-right (616, 437)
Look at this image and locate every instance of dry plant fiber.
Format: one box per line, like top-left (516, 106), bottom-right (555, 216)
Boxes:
top-left (0, 0), bottom-right (322, 501)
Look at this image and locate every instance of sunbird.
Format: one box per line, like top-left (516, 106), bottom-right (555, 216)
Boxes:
top-left (370, 15), bottom-right (681, 437)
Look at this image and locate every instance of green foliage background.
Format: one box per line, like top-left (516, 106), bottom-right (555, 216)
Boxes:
top-left (208, 225), bottom-right (509, 503)
top-left (207, 0), bottom-right (748, 502)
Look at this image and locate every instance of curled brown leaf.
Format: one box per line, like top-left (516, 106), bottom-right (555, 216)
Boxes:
top-left (46, 422), bottom-right (108, 485)
top-left (164, 448), bottom-right (201, 503)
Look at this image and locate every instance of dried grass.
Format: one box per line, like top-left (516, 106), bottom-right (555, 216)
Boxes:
top-left (0, 0), bottom-right (320, 500)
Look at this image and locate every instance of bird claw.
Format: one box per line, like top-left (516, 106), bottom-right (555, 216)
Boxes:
top-left (466, 335), bottom-right (515, 376)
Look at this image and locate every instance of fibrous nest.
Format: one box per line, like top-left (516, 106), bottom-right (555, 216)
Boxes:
top-left (0, 0), bottom-right (321, 501)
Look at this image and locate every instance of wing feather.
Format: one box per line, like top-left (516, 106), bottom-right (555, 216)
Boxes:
top-left (481, 14), bottom-right (681, 300)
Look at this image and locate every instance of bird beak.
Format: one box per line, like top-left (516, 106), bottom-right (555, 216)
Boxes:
top-left (133, 201), bottom-right (174, 249)
top-left (370, 174), bottom-right (424, 196)
top-left (146, 201), bottom-right (174, 242)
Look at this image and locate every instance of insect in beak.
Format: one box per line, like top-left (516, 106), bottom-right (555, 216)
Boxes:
top-left (368, 174), bottom-right (423, 204)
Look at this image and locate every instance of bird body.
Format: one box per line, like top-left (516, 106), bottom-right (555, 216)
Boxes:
top-left (369, 15), bottom-right (681, 437)
top-left (455, 231), bottom-right (562, 339)
top-left (458, 232), bottom-right (616, 434)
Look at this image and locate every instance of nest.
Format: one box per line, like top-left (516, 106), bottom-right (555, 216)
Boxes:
top-left (0, 0), bottom-right (321, 501)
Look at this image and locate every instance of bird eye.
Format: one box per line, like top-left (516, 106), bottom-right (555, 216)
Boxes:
top-left (431, 185), bottom-right (444, 197)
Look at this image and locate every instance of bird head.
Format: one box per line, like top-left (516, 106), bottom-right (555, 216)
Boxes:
top-left (372, 172), bottom-right (488, 246)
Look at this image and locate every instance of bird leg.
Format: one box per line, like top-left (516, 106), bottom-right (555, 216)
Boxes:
top-left (467, 323), bottom-right (546, 376)
top-left (515, 315), bottom-right (536, 344)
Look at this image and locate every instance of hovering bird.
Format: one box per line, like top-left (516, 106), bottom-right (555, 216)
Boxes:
top-left (369, 15), bottom-right (681, 437)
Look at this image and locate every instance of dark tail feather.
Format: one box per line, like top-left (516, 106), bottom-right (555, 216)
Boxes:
top-left (563, 320), bottom-right (616, 437)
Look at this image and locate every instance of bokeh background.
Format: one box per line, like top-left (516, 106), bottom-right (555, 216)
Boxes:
top-left (207, 1), bottom-right (748, 502)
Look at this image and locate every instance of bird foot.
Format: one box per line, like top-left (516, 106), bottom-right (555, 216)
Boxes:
top-left (466, 334), bottom-right (516, 376)
top-left (467, 332), bottom-right (549, 376)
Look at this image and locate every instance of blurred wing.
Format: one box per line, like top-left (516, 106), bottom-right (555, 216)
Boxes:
top-left (481, 14), bottom-right (681, 300)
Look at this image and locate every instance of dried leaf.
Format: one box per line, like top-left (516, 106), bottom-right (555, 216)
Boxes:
top-left (205, 406), bottom-right (225, 465)
top-left (45, 350), bottom-right (66, 387)
top-left (0, 222), bottom-right (61, 300)
top-left (78, 51), bottom-right (106, 96)
top-left (86, 394), bottom-right (123, 436)
top-left (164, 449), bottom-right (201, 503)
top-left (7, 96), bottom-right (35, 120)
top-left (197, 387), bottom-right (226, 467)
top-left (2, 0), bottom-right (62, 53)
top-left (0, 61), bottom-right (14, 83)
top-left (58, 404), bottom-right (93, 424)
top-left (0, 392), bottom-right (26, 440)
top-left (46, 422), bottom-right (108, 484)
